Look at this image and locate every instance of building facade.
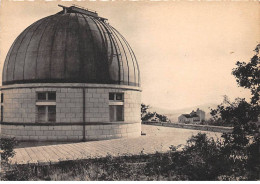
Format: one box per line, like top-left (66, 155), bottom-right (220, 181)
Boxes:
top-left (178, 108), bottom-right (205, 124)
top-left (0, 5), bottom-right (141, 141)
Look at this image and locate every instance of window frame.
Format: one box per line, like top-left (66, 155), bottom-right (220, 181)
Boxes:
top-left (37, 105), bottom-right (56, 123)
top-left (1, 105), bottom-right (3, 122)
top-left (109, 92), bottom-right (124, 122)
top-left (109, 105), bottom-right (124, 122)
top-left (1, 93), bottom-right (3, 122)
top-left (36, 91), bottom-right (56, 123)
top-left (1, 93), bottom-right (3, 103)
top-left (37, 92), bottom-right (56, 102)
top-left (109, 93), bottom-right (124, 102)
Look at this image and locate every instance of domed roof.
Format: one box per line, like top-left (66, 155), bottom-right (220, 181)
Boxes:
top-left (2, 5), bottom-right (140, 87)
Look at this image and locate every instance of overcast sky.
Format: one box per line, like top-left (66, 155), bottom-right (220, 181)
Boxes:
top-left (0, 1), bottom-right (259, 110)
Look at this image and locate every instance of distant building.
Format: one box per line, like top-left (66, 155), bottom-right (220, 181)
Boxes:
top-left (178, 108), bottom-right (205, 124)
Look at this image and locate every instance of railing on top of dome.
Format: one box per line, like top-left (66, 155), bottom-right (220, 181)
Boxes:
top-left (72, 4), bottom-right (97, 13)
top-left (58, 4), bottom-right (108, 22)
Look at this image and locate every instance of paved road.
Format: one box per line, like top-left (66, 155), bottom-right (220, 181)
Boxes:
top-left (10, 125), bottom-right (221, 165)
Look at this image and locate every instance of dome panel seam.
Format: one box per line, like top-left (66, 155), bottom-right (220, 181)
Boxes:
top-left (107, 24), bottom-right (130, 86)
top-left (111, 26), bottom-right (137, 86)
top-left (34, 15), bottom-right (55, 80)
top-left (98, 21), bottom-right (120, 84)
top-left (12, 18), bottom-right (46, 81)
top-left (88, 16), bottom-right (110, 82)
top-left (101, 21), bottom-right (124, 84)
top-left (49, 14), bottom-right (65, 79)
top-left (20, 17), bottom-right (51, 81)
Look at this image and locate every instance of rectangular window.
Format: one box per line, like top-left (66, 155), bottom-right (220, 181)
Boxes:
top-left (116, 105), bottom-right (123, 121)
top-left (1, 93), bottom-right (3, 103)
top-left (109, 93), bottom-right (114, 100)
top-left (48, 106), bottom-right (56, 122)
top-left (109, 92), bottom-right (124, 122)
top-left (48, 92), bottom-right (56, 101)
top-left (36, 92), bottom-right (56, 123)
top-left (37, 92), bottom-right (56, 101)
top-left (37, 105), bottom-right (56, 123)
top-left (37, 92), bottom-right (47, 101)
top-left (109, 105), bottom-right (124, 122)
top-left (116, 93), bottom-right (123, 101)
top-left (1, 93), bottom-right (3, 122)
top-left (1, 105), bottom-right (3, 122)
top-left (109, 93), bottom-right (124, 101)
top-left (109, 105), bottom-right (115, 122)
top-left (37, 106), bottom-right (46, 123)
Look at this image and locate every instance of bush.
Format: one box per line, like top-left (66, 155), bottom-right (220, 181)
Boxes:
top-left (2, 132), bottom-right (259, 181)
top-left (144, 131), bottom-right (259, 181)
top-left (1, 138), bottom-right (17, 163)
top-left (1, 137), bottom-right (18, 181)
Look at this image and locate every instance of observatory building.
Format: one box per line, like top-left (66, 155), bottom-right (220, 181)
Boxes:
top-left (0, 5), bottom-right (141, 141)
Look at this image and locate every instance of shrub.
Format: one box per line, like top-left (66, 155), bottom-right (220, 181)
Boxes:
top-left (0, 138), bottom-right (17, 163)
top-left (2, 131), bottom-right (259, 181)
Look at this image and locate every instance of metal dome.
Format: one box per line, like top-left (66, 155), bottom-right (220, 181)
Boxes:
top-left (2, 5), bottom-right (140, 86)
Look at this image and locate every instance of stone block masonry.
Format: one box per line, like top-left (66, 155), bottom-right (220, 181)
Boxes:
top-left (1, 88), bottom-right (36, 123)
top-left (0, 123), bottom-right (140, 141)
top-left (1, 84), bottom-right (141, 124)
top-left (0, 83), bottom-right (141, 141)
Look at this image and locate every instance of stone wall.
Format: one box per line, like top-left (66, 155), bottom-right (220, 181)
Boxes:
top-left (1, 84), bottom-right (141, 124)
top-left (1, 123), bottom-right (140, 141)
top-left (0, 83), bottom-right (141, 141)
top-left (142, 121), bottom-right (233, 133)
top-left (1, 88), bottom-right (36, 123)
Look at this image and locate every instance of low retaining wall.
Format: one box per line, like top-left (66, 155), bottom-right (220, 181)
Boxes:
top-left (142, 121), bottom-right (233, 133)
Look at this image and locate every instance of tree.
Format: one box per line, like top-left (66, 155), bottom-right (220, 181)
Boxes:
top-left (0, 138), bottom-right (17, 162)
top-left (232, 44), bottom-right (260, 105)
top-left (141, 104), bottom-right (169, 122)
top-left (210, 96), bottom-right (260, 126)
top-left (1, 137), bottom-right (17, 180)
top-left (141, 103), bottom-right (149, 119)
top-left (211, 44), bottom-right (260, 127)
top-left (141, 112), bottom-right (154, 121)
top-left (156, 113), bottom-right (168, 122)
top-left (206, 45), bottom-right (260, 179)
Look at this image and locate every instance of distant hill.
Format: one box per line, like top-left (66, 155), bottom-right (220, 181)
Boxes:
top-left (149, 103), bottom-right (218, 123)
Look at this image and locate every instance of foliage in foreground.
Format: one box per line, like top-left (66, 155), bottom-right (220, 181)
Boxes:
top-left (0, 138), bottom-right (17, 163)
top-left (1, 130), bottom-right (259, 181)
top-left (0, 137), bottom-right (17, 180)
top-left (232, 44), bottom-right (260, 105)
